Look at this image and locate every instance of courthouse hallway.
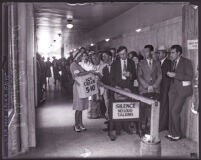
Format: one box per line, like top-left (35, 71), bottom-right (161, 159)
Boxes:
top-left (2, 2), bottom-right (199, 159)
top-left (14, 78), bottom-right (197, 158)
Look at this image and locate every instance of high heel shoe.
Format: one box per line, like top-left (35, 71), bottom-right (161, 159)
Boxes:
top-left (79, 125), bottom-right (87, 131)
top-left (74, 125), bottom-right (81, 132)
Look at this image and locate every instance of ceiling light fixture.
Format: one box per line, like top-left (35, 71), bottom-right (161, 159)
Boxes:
top-left (105, 38), bottom-right (110, 42)
top-left (136, 28), bottom-right (142, 32)
top-left (90, 43), bottom-right (94, 46)
top-left (66, 19), bottom-right (73, 29)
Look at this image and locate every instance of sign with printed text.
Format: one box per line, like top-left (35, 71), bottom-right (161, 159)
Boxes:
top-left (75, 73), bottom-right (98, 98)
top-left (187, 39), bottom-right (198, 50)
top-left (112, 101), bottom-right (140, 120)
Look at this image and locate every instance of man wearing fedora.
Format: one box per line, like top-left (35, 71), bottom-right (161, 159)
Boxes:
top-left (156, 45), bottom-right (172, 131)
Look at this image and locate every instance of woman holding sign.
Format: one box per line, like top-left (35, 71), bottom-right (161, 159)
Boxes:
top-left (70, 49), bottom-right (92, 132)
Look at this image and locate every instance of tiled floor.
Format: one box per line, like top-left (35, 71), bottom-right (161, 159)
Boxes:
top-left (14, 80), bottom-right (198, 159)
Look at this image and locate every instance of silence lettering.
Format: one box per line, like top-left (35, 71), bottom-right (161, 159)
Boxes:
top-left (116, 104), bottom-right (135, 117)
top-left (112, 102), bottom-right (139, 119)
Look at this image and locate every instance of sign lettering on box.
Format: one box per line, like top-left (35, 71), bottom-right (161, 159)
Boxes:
top-left (187, 39), bottom-right (198, 50)
top-left (112, 101), bottom-right (140, 120)
top-left (75, 73), bottom-right (98, 98)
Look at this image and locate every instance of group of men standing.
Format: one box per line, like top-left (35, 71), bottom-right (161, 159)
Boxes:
top-left (102, 44), bottom-right (193, 141)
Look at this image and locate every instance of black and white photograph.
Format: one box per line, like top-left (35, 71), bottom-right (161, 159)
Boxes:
top-left (1, 1), bottom-right (200, 159)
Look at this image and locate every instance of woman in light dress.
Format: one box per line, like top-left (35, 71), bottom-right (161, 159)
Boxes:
top-left (70, 50), bottom-right (93, 132)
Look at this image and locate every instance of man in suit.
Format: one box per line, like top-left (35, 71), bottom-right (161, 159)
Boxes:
top-left (109, 46), bottom-right (137, 140)
top-left (166, 45), bottom-right (193, 141)
top-left (109, 48), bottom-right (119, 62)
top-left (101, 51), bottom-right (113, 119)
top-left (156, 45), bottom-right (172, 131)
top-left (52, 56), bottom-right (59, 85)
top-left (101, 51), bottom-right (113, 133)
top-left (110, 46), bottom-right (136, 90)
top-left (138, 45), bottom-right (162, 134)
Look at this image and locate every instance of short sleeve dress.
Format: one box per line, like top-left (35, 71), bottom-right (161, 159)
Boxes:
top-left (70, 62), bottom-right (89, 111)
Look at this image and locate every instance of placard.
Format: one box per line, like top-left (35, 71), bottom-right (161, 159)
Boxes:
top-left (75, 73), bottom-right (98, 98)
top-left (112, 101), bottom-right (140, 120)
top-left (187, 39), bottom-right (198, 50)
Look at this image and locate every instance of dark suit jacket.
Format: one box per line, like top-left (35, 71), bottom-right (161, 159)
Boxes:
top-left (160, 58), bottom-right (172, 93)
top-left (110, 59), bottom-right (137, 89)
top-left (101, 65), bottom-right (111, 85)
top-left (159, 58), bottom-right (172, 130)
top-left (170, 56), bottom-right (193, 95)
top-left (138, 59), bottom-right (162, 94)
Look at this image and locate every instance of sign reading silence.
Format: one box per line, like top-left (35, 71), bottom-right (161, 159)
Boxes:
top-left (112, 101), bottom-right (140, 120)
top-left (75, 73), bottom-right (98, 98)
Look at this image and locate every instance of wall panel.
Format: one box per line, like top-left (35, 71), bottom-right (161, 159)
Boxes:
top-left (97, 16), bottom-right (182, 53)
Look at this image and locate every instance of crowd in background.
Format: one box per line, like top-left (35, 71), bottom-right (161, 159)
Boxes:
top-left (37, 44), bottom-right (193, 142)
top-left (36, 53), bottom-right (74, 104)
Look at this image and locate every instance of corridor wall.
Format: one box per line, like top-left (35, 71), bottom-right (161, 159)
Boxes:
top-left (96, 16), bottom-right (182, 53)
top-left (5, 3), bottom-right (36, 158)
top-left (82, 3), bottom-right (184, 48)
top-left (181, 4), bottom-right (199, 143)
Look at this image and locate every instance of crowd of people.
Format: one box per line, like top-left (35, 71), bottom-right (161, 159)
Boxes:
top-left (36, 53), bottom-right (74, 105)
top-left (37, 44), bottom-right (194, 142)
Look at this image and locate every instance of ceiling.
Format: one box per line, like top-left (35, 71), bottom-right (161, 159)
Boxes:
top-left (34, 2), bottom-right (139, 33)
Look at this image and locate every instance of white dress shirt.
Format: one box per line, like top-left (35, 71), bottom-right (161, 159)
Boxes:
top-left (120, 59), bottom-right (127, 80)
top-left (146, 59), bottom-right (153, 68)
top-left (160, 57), bottom-right (167, 66)
top-left (175, 56), bottom-right (181, 69)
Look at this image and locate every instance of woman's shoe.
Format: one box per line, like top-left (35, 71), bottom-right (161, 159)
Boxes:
top-left (79, 125), bottom-right (87, 131)
top-left (74, 125), bottom-right (81, 132)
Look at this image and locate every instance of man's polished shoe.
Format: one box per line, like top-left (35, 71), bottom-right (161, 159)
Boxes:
top-left (169, 136), bottom-right (182, 141)
top-left (109, 131), bottom-right (116, 141)
top-left (165, 135), bottom-right (172, 140)
top-left (74, 125), bottom-right (81, 132)
top-left (79, 125), bottom-right (87, 131)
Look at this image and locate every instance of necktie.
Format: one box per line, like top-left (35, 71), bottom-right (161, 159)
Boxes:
top-left (148, 60), bottom-right (152, 69)
top-left (107, 65), bottom-right (111, 73)
top-left (172, 60), bottom-right (176, 72)
top-left (123, 60), bottom-right (127, 72)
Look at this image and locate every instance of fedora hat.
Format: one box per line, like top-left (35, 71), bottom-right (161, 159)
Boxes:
top-left (157, 45), bottom-right (167, 51)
